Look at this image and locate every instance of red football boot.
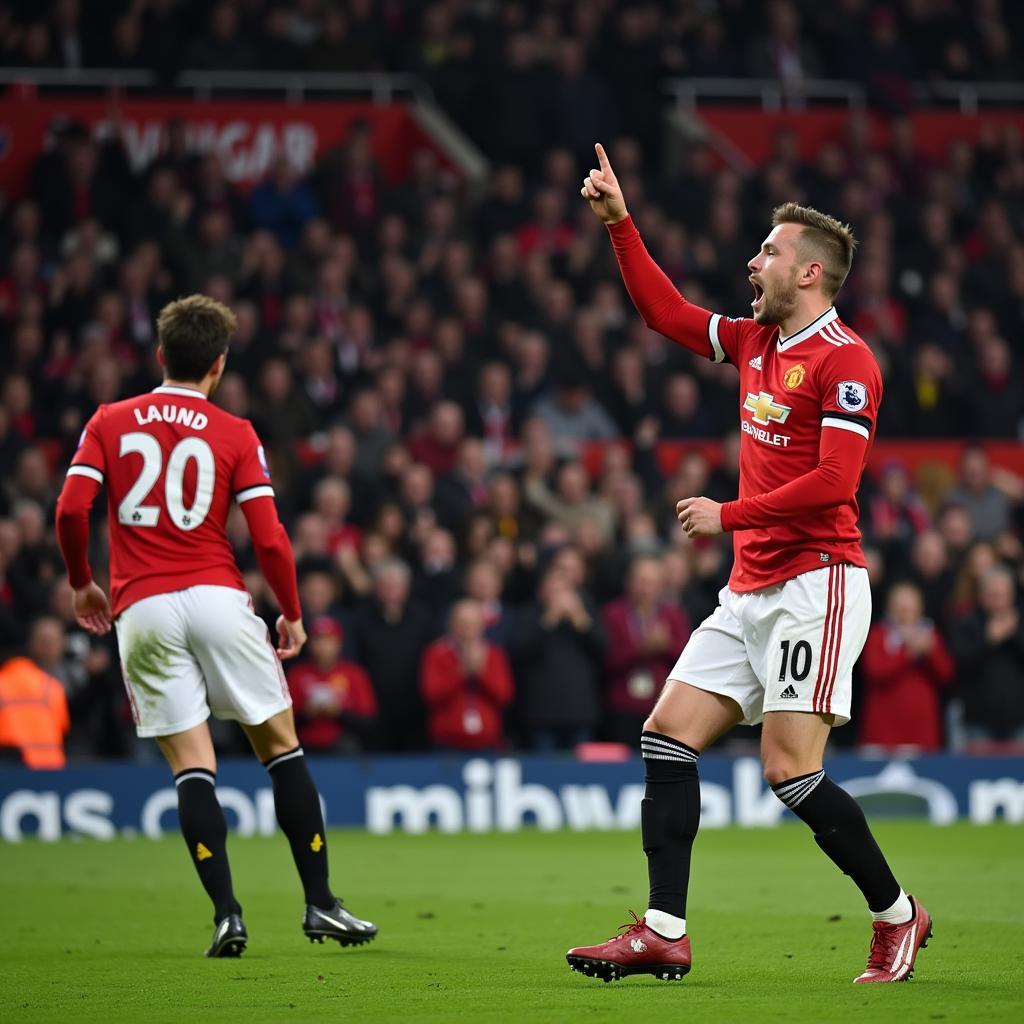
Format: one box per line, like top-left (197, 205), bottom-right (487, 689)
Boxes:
top-left (853, 895), bottom-right (933, 983)
top-left (566, 911), bottom-right (692, 983)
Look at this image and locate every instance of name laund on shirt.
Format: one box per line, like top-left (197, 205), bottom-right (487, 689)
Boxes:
top-left (133, 404), bottom-right (209, 430)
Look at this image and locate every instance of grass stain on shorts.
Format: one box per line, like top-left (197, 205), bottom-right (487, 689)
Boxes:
top-left (122, 630), bottom-right (173, 700)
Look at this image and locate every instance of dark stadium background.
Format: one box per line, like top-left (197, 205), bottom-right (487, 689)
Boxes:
top-left (1, 0), bottom-right (1024, 771)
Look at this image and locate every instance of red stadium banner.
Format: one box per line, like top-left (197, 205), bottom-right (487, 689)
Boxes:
top-left (0, 95), bottom-right (454, 198)
top-left (696, 107), bottom-right (1024, 165)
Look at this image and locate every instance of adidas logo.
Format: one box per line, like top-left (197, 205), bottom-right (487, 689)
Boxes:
top-left (630, 938), bottom-right (648, 954)
top-left (780, 684), bottom-right (799, 700)
top-left (749, 356), bottom-right (763, 370)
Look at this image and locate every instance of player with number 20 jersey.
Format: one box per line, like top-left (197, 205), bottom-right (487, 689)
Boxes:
top-left (68, 386), bottom-right (288, 626)
top-left (63, 384), bottom-right (297, 733)
top-left (56, 295), bottom-right (377, 959)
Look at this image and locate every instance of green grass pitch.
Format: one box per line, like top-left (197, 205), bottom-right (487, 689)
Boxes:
top-left (2, 822), bottom-right (1021, 1023)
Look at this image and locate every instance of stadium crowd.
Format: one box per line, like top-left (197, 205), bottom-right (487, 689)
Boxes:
top-left (3, 3), bottom-right (1024, 764)
top-left (3, 2), bottom-right (1023, 101)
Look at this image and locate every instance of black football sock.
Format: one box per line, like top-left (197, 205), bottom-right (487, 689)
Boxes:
top-left (640, 731), bottom-right (701, 925)
top-left (772, 770), bottom-right (901, 912)
top-left (265, 747), bottom-right (334, 909)
top-left (174, 768), bottom-right (241, 923)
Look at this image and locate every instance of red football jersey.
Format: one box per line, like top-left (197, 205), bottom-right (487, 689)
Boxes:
top-left (67, 384), bottom-right (276, 616)
top-left (607, 217), bottom-right (883, 594)
top-left (709, 307), bottom-right (883, 590)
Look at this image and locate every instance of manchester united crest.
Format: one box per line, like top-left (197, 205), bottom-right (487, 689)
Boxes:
top-left (783, 363), bottom-right (806, 389)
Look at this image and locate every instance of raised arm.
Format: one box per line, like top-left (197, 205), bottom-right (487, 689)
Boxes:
top-left (582, 142), bottom-right (730, 363)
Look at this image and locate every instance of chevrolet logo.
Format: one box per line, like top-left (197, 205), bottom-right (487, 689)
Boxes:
top-left (743, 391), bottom-right (792, 426)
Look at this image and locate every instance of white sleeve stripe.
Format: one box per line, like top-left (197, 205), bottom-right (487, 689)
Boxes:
top-left (236, 485), bottom-right (275, 503)
top-left (822, 417), bottom-right (870, 439)
top-left (708, 313), bottom-right (726, 364)
top-left (67, 465), bottom-right (104, 483)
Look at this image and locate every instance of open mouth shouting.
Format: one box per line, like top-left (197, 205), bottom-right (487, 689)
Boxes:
top-left (750, 276), bottom-right (765, 313)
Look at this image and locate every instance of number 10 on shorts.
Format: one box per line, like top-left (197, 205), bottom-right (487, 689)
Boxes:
top-left (778, 639), bottom-right (812, 682)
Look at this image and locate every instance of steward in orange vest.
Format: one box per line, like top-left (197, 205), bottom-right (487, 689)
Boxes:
top-left (0, 656), bottom-right (69, 769)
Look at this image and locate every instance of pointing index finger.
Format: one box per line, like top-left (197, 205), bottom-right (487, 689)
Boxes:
top-left (595, 142), bottom-right (611, 173)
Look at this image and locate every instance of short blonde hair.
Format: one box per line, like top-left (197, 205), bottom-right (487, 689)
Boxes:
top-left (772, 202), bottom-right (858, 300)
top-left (157, 294), bottom-right (237, 381)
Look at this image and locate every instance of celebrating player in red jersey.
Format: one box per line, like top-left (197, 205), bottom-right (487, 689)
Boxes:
top-left (565, 146), bottom-right (931, 985)
top-left (55, 295), bottom-right (376, 957)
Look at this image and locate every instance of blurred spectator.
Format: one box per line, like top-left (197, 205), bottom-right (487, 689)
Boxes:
top-left (463, 558), bottom-right (515, 649)
top-left (950, 566), bottom-right (1024, 746)
top-left (186, 3), bottom-right (257, 70)
top-left (414, 527), bottom-right (462, 611)
top-left (859, 582), bottom-right (954, 752)
top-left (908, 530), bottom-right (955, 627)
top-left (659, 373), bottom-right (716, 438)
top-left (466, 361), bottom-right (518, 460)
top-left (972, 337), bottom-right (1022, 438)
top-left (409, 401), bottom-right (465, 478)
top-left (435, 438), bottom-right (490, 533)
top-left (866, 460), bottom-right (930, 571)
top-left (345, 389), bottom-right (395, 483)
top-left (286, 617), bottom-right (377, 753)
top-left (531, 377), bottom-right (618, 443)
top-left (26, 617), bottom-right (71, 686)
top-left (249, 159), bottom-right (318, 250)
top-left (0, 647), bottom-right (69, 768)
top-left (514, 563), bottom-right (605, 750)
top-left (602, 556), bottom-right (691, 744)
top-left (749, 1), bottom-right (820, 90)
top-left (420, 599), bottom-right (514, 751)
top-left (311, 478), bottom-right (361, 557)
top-left (352, 560), bottom-right (434, 751)
top-left (945, 447), bottom-right (1014, 541)
top-left (526, 460), bottom-right (616, 546)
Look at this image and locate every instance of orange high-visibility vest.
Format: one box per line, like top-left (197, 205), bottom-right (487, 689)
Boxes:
top-left (0, 657), bottom-right (69, 769)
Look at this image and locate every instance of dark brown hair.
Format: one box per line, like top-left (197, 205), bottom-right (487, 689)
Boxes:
top-left (772, 202), bottom-right (858, 300)
top-left (156, 294), bottom-right (237, 381)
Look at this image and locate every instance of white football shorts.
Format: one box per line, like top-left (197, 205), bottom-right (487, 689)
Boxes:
top-left (668, 563), bottom-right (870, 726)
top-left (115, 585), bottom-right (291, 737)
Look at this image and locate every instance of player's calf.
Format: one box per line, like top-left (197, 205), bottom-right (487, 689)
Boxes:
top-left (175, 768), bottom-right (243, 926)
top-left (263, 746), bottom-right (336, 909)
top-left (770, 769), bottom-right (905, 915)
top-left (260, 744), bottom-right (380, 947)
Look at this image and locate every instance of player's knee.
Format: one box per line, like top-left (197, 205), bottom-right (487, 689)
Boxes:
top-left (642, 711), bottom-right (682, 740)
top-left (762, 756), bottom-right (802, 788)
top-left (245, 710), bottom-right (299, 763)
top-left (642, 711), bottom-right (698, 749)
